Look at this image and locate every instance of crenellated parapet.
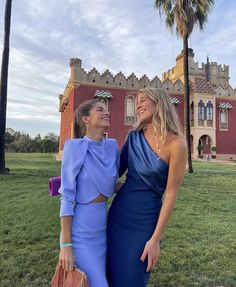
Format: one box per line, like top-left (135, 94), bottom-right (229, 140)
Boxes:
top-left (214, 84), bottom-right (236, 98)
top-left (60, 54), bottom-right (236, 112)
top-left (206, 61), bottom-right (229, 88)
top-left (59, 58), bottom-right (184, 111)
top-left (70, 58), bottom-right (82, 67)
top-left (68, 58), bottom-right (183, 90)
top-left (69, 58), bottom-right (181, 86)
top-left (162, 50), bottom-right (230, 88)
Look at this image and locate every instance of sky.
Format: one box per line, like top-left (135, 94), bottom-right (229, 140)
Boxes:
top-left (0, 0), bottom-right (236, 137)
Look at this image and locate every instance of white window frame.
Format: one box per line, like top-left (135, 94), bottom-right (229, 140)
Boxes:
top-left (219, 109), bottom-right (228, 131)
top-left (125, 95), bottom-right (136, 125)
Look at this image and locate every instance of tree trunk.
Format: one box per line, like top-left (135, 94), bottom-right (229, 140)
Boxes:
top-left (0, 0), bottom-right (12, 174)
top-left (183, 35), bottom-right (193, 173)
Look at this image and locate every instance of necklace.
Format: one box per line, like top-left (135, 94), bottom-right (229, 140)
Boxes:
top-left (144, 127), bottom-right (162, 153)
top-left (154, 133), bottom-right (161, 153)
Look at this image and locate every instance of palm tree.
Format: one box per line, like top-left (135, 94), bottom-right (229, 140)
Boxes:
top-left (154, 0), bottom-right (214, 173)
top-left (0, 0), bottom-right (12, 174)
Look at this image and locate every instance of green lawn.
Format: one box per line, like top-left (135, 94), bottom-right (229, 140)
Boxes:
top-left (0, 153), bottom-right (235, 287)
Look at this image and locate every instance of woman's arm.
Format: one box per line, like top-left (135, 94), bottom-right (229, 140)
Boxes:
top-left (140, 138), bottom-right (187, 272)
top-left (58, 140), bottom-right (87, 270)
top-left (59, 140), bottom-right (88, 216)
top-left (59, 216), bottom-right (74, 271)
top-left (151, 138), bottom-right (187, 241)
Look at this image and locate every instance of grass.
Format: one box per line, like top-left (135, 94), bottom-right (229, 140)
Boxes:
top-left (0, 154), bottom-right (235, 287)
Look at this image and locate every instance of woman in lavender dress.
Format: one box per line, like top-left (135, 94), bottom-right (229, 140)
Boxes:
top-left (58, 99), bottom-right (119, 287)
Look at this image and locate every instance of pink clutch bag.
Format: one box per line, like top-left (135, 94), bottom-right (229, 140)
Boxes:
top-left (49, 176), bottom-right (61, 196)
top-left (51, 263), bottom-right (89, 287)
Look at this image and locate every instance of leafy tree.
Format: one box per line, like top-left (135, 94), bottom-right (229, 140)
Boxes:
top-left (5, 128), bottom-right (14, 144)
top-left (42, 133), bottom-right (59, 153)
top-left (32, 134), bottom-right (43, 152)
top-left (154, 0), bottom-right (214, 173)
top-left (5, 129), bottom-right (59, 153)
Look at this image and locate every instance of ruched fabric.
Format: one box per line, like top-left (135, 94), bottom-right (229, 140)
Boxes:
top-left (59, 136), bottom-right (119, 216)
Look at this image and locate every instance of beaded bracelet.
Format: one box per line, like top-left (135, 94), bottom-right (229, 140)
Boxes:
top-left (61, 243), bottom-right (73, 248)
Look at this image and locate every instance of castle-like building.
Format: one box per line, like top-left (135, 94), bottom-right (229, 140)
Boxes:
top-left (59, 49), bottom-right (236, 160)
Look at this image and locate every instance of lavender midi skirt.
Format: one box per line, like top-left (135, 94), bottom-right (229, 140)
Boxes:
top-left (71, 201), bottom-right (108, 287)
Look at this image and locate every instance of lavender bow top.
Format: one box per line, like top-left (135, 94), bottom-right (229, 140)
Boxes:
top-left (59, 136), bottom-right (119, 217)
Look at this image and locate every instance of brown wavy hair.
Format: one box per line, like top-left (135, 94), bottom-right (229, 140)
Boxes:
top-left (73, 99), bottom-right (100, 138)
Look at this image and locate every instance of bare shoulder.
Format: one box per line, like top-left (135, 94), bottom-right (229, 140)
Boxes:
top-left (169, 136), bottom-right (187, 156)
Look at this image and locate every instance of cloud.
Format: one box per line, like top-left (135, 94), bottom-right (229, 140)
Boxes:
top-left (0, 0), bottom-right (236, 137)
top-left (6, 117), bottom-right (60, 137)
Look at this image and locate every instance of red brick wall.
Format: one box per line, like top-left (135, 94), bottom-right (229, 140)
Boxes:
top-left (60, 86), bottom-right (236, 157)
top-left (59, 91), bottom-right (74, 150)
top-left (60, 85), bottom-right (185, 150)
top-left (216, 98), bottom-right (236, 154)
top-left (73, 85), bottom-right (138, 148)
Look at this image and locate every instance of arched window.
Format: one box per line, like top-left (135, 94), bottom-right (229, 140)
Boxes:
top-left (206, 101), bottom-right (213, 121)
top-left (125, 96), bottom-right (135, 125)
top-left (198, 100), bottom-right (205, 126)
top-left (127, 97), bottom-right (135, 117)
top-left (206, 100), bottom-right (213, 127)
top-left (219, 110), bottom-right (228, 130)
top-left (198, 100), bottom-right (205, 120)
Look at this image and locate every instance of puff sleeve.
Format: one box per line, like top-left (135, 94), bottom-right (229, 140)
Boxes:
top-left (59, 139), bottom-right (88, 217)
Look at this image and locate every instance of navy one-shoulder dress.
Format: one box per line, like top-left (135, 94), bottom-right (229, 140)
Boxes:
top-left (107, 130), bottom-right (169, 287)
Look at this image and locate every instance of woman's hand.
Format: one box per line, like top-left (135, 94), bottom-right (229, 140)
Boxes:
top-left (140, 239), bottom-right (160, 272)
top-left (114, 181), bottom-right (123, 193)
top-left (59, 247), bottom-right (74, 271)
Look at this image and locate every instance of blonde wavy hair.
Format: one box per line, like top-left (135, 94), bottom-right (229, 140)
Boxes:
top-left (133, 88), bottom-right (183, 143)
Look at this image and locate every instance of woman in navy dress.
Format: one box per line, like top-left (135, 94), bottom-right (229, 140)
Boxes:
top-left (58, 99), bottom-right (119, 287)
top-left (107, 88), bottom-right (187, 287)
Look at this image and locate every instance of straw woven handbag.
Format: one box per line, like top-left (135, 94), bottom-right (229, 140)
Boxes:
top-left (51, 262), bottom-right (89, 287)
